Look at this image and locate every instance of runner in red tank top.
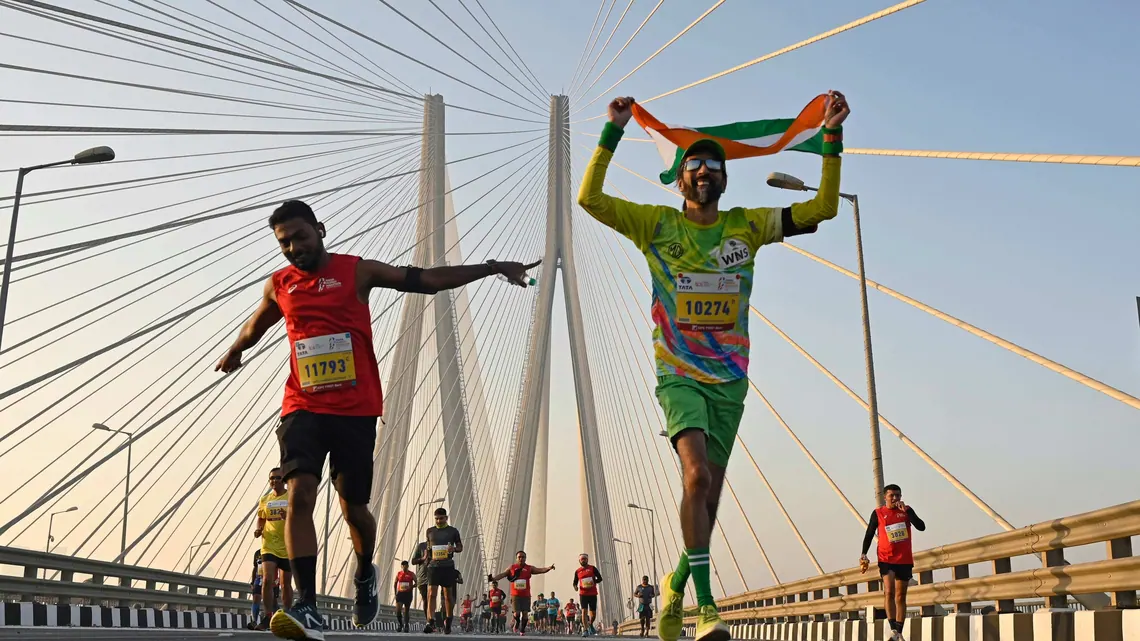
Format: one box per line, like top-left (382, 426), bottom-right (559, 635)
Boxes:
top-left (217, 200), bottom-right (539, 641)
top-left (859, 484), bottom-right (926, 641)
top-left (488, 550), bottom-right (555, 635)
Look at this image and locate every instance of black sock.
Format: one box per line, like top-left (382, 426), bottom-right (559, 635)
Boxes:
top-left (293, 556), bottom-right (319, 605)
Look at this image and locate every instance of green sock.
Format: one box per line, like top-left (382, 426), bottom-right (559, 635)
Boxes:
top-left (670, 551), bottom-right (690, 592)
top-left (687, 547), bottom-right (714, 607)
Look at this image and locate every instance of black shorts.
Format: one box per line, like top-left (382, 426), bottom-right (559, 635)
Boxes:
top-left (512, 596), bottom-right (530, 613)
top-left (639, 604), bottom-right (653, 620)
top-left (579, 594), bottom-right (598, 612)
top-left (261, 553), bottom-right (291, 574)
top-left (395, 591), bottom-right (414, 605)
top-left (878, 562), bottom-right (914, 582)
top-left (277, 410), bottom-right (377, 505)
top-left (428, 565), bottom-right (458, 588)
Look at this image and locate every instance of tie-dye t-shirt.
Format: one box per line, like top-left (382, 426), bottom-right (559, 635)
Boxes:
top-left (577, 146), bottom-right (783, 384)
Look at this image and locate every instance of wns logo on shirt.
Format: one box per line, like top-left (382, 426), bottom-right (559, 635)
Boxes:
top-left (709, 238), bottom-right (751, 268)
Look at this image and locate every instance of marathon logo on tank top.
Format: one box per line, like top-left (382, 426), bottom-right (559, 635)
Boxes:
top-left (317, 277), bottom-right (342, 292)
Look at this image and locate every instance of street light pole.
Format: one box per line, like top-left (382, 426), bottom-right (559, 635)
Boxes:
top-left (626, 504), bottom-right (658, 613)
top-left (766, 172), bottom-right (886, 506)
top-left (44, 506), bottom-right (78, 578)
top-left (186, 541), bottom-right (211, 574)
top-left (92, 423), bottom-right (133, 563)
top-left (0, 147), bottom-right (115, 352)
top-left (613, 538), bottom-right (633, 620)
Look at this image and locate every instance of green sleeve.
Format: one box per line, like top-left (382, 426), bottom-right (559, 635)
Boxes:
top-left (741, 206), bottom-right (784, 248)
top-left (576, 127), bottom-right (662, 251)
top-left (788, 156), bottom-right (842, 229)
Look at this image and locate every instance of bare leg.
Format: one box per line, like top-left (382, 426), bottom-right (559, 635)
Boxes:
top-left (675, 431), bottom-right (714, 548)
top-left (279, 570), bottom-right (293, 607)
top-left (427, 585), bottom-right (438, 624)
top-left (894, 577), bottom-right (909, 633)
top-left (338, 497), bottom-right (376, 580)
top-left (285, 474), bottom-right (318, 556)
top-left (261, 561), bottom-right (279, 613)
top-left (882, 573), bottom-right (897, 622)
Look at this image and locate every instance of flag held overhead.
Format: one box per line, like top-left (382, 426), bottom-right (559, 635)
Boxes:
top-left (631, 93), bottom-right (831, 184)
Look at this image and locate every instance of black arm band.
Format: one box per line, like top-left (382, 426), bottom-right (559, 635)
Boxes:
top-left (781, 206), bottom-right (818, 238)
top-left (399, 266), bottom-right (435, 294)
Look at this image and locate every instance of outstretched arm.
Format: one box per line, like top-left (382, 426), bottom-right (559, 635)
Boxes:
top-left (357, 258), bottom-right (539, 296)
top-left (217, 278), bottom-right (283, 373)
top-left (533, 564), bottom-right (555, 575)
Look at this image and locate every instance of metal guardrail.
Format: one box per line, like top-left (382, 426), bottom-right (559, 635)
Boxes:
top-left (619, 499), bottom-right (1140, 634)
top-left (0, 546), bottom-right (396, 622)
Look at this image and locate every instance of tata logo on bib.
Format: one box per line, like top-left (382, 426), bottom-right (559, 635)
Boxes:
top-left (710, 238), bottom-right (751, 268)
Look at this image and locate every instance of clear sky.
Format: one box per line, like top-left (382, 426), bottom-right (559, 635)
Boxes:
top-left (0, 0), bottom-right (1137, 605)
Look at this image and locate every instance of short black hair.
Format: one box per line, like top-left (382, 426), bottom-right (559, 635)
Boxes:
top-left (434, 507), bottom-right (448, 516)
top-left (884, 483), bottom-right (902, 493)
top-left (269, 200), bottom-right (318, 228)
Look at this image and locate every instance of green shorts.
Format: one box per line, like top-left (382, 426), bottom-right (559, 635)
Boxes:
top-left (655, 374), bottom-right (748, 468)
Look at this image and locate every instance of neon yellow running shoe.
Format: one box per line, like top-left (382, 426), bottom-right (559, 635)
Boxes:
top-left (656, 572), bottom-right (685, 641)
top-left (695, 605), bottom-right (730, 641)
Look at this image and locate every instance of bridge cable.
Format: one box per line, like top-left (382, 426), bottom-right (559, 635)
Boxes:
top-left (374, 0), bottom-right (547, 113)
top-left (568, 0), bottom-right (623, 100)
top-left (425, 0), bottom-right (548, 107)
top-left (281, 0), bottom-right (547, 118)
top-left (0, 11), bottom-right (416, 115)
top-left (469, 0), bottom-right (549, 98)
top-left (0, 147), bottom-right (419, 365)
top-left (0, 141), bottom-right (547, 536)
top-left (0, 134), bottom-right (545, 268)
top-left (565, 0), bottom-right (609, 97)
top-left (571, 0), bottom-right (664, 109)
top-left (569, 0), bottom-right (637, 103)
top-left (581, 0), bottom-right (930, 121)
top-left (572, 1), bottom-right (725, 117)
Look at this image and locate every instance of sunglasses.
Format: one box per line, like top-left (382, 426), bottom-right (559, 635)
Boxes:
top-left (269, 476), bottom-right (282, 481)
top-left (682, 158), bottom-right (723, 172)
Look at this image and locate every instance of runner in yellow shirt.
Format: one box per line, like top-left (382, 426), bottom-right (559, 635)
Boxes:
top-left (255, 467), bottom-right (293, 628)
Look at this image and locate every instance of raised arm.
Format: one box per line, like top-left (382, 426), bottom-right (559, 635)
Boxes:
top-left (784, 91), bottom-right (850, 236)
top-left (906, 506), bottom-right (926, 531)
top-left (533, 564), bottom-right (555, 575)
top-left (356, 258), bottom-right (539, 297)
top-left (576, 97), bottom-right (661, 251)
top-left (217, 278), bottom-right (282, 373)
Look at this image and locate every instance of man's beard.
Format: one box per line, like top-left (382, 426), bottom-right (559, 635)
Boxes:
top-left (681, 179), bottom-right (722, 205)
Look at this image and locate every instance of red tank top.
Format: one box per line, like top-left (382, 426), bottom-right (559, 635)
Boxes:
top-left (576, 565), bottom-right (600, 595)
top-left (273, 253), bottom-right (383, 417)
top-left (875, 506), bottom-right (913, 565)
top-left (507, 564), bottom-right (534, 597)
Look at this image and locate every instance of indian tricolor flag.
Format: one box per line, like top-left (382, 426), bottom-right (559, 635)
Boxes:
top-left (631, 93), bottom-right (830, 184)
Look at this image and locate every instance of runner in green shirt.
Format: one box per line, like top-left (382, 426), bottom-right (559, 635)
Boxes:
top-left (577, 92), bottom-right (850, 641)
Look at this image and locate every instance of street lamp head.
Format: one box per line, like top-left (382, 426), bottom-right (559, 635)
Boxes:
top-left (73, 146), bottom-right (115, 165)
top-left (201, 541), bottom-right (211, 546)
top-left (658, 430), bottom-right (668, 438)
top-left (92, 423), bottom-right (110, 432)
top-left (626, 503), bottom-right (639, 509)
top-left (65, 506), bottom-right (78, 513)
top-left (766, 172), bottom-right (807, 191)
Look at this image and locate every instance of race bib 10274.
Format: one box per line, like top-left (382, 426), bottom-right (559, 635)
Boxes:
top-left (674, 273), bottom-right (741, 332)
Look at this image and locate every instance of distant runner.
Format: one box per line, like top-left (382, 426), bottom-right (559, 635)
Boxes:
top-left (861, 484), bottom-right (926, 641)
top-left (577, 93), bottom-right (849, 641)
top-left (394, 560), bottom-right (416, 632)
top-left (634, 576), bottom-right (656, 638)
top-left (488, 550), bottom-right (555, 636)
top-left (253, 469), bottom-right (292, 630)
top-left (217, 199), bottom-right (538, 640)
top-left (573, 553), bottom-right (603, 636)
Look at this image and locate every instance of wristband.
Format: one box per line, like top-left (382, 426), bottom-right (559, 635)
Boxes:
top-left (486, 259), bottom-right (499, 276)
top-left (598, 121), bottom-right (625, 152)
top-left (821, 126), bottom-right (843, 156)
